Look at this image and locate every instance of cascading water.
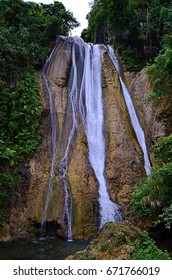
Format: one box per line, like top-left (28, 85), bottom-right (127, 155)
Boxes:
top-left (108, 46), bottom-right (151, 175)
top-left (42, 37), bottom-right (123, 235)
top-left (79, 42), bottom-right (123, 227)
top-left (41, 36), bottom-right (152, 238)
top-left (57, 39), bottom-right (81, 242)
top-left (41, 37), bottom-right (73, 241)
top-left (41, 39), bottom-right (59, 227)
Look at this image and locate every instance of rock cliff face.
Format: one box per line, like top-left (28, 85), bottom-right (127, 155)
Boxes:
top-left (125, 70), bottom-right (166, 161)
top-left (0, 37), bottom-right (165, 241)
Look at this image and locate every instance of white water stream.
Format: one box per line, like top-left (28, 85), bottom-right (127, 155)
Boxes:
top-left (58, 39), bottom-right (80, 241)
top-left (41, 37), bottom-right (151, 239)
top-left (79, 42), bottom-right (123, 227)
top-left (108, 46), bottom-right (151, 175)
top-left (41, 39), bottom-right (59, 227)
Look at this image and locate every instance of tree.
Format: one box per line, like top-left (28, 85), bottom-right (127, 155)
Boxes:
top-left (0, 0), bottom-right (79, 228)
top-left (82, 0), bottom-right (172, 70)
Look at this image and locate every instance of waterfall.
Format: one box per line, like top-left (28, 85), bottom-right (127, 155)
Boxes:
top-left (41, 37), bottom-right (74, 241)
top-left (41, 39), bottom-right (59, 227)
top-left (40, 36), bottom-right (152, 238)
top-left (107, 46), bottom-right (151, 176)
top-left (57, 39), bottom-right (81, 242)
top-left (57, 38), bottom-right (123, 236)
top-left (79, 42), bottom-right (123, 227)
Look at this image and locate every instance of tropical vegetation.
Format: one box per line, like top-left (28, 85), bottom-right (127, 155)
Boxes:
top-left (82, 0), bottom-right (172, 71)
top-left (0, 0), bottom-right (79, 227)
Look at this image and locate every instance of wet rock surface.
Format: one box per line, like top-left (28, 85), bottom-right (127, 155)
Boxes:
top-left (0, 38), bottom-right (165, 241)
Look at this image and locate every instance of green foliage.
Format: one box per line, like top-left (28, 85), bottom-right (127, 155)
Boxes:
top-left (68, 222), bottom-right (171, 260)
top-left (154, 135), bottom-right (172, 165)
top-left (0, 172), bottom-right (22, 228)
top-left (0, 71), bottom-right (42, 165)
top-left (0, 0), bottom-right (79, 70)
top-left (130, 162), bottom-right (172, 219)
top-left (0, 0), bottom-right (79, 228)
top-left (0, 148), bottom-right (16, 167)
top-left (0, 173), bottom-right (16, 202)
top-left (83, 0), bottom-right (172, 72)
top-left (81, 28), bottom-right (92, 43)
top-left (0, 0), bottom-right (79, 153)
top-left (130, 136), bottom-right (172, 231)
top-left (155, 204), bottom-right (172, 229)
top-left (132, 231), bottom-right (170, 260)
top-left (121, 51), bottom-right (143, 71)
top-left (146, 45), bottom-right (172, 100)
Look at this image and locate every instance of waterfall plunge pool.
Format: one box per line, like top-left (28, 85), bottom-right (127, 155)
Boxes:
top-left (0, 237), bottom-right (89, 260)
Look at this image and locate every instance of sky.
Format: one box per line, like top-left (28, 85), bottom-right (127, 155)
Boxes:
top-left (23, 0), bottom-right (91, 36)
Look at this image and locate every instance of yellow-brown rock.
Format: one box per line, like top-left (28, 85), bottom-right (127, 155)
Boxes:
top-left (65, 222), bottom-right (142, 260)
top-left (125, 70), bottom-right (166, 164)
top-left (0, 38), bottom-right (166, 242)
top-left (66, 222), bottom-right (170, 260)
top-left (102, 51), bottom-right (145, 216)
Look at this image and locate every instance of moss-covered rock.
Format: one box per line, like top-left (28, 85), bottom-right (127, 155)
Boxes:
top-left (66, 222), bottom-right (170, 260)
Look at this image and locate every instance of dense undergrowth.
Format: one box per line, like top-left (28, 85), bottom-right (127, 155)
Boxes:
top-left (131, 230), bottom-right (170, 260)
top-left (0, 0), bottom-right (78, 228)
top-left (130, 136), bottom-right (172, 229)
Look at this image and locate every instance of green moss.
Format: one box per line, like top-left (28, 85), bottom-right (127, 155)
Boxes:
top-left (67, 222), bottom-right (170, 260)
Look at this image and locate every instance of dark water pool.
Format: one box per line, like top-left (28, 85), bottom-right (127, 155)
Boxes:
top-left (0, 237), bottom-right (89, 260)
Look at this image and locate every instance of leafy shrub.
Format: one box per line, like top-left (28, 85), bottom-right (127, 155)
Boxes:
top-left (146, 33), bottom-right (172, 102)
top-left (132, 231), bottom-right (170, 260)
top-left (146, 46), bottom-right (172, 100)
top-left (130, 162), bottom-right (172, 219)
top-left (155, 204), bottom-right (172, 230)
top-left (154, 135), bottom-right (172, 166)
top-left (0, 71), bottom-right (42, 166)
